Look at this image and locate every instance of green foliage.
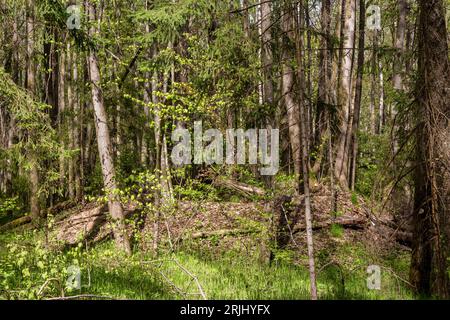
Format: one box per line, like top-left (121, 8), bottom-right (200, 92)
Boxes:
top-left (0, 231), bottom-right (85, 299)
top-left (355, 131), bottom-right (391, 197)
top-left (173, 178), bottom-right (219, 202)
top-left (0, 224), bottom-right (414, 300)
top-left (134, 0), bottom-right (216, 44)
top-left (330, 224), bottom-right (344, 238)
top-left (0, 197), bottom-right (22, 223)
top-left (0, 67), bottom-right (61, 207)
top-left (351, 192), bottom-right (359, 206)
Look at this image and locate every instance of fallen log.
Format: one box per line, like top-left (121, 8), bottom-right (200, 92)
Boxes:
top-left (54, 202), bottom-right (140, 246)
top-left (0, 200), bottom-right (79, 233)
top-left (293, 216), bottom-right (367, 234)
top-left (178, 229), bottom-right (258, 243)
top-left (0, 215), bottom-right (32, 232)
top-left (214, 178), bottom-right (266, 197)
top-left (394, 231), bottom-right (412, 247)
top-left (47, 200), bottom-right (78, 216)
top-left (55, 204), bottom-right (108, 245)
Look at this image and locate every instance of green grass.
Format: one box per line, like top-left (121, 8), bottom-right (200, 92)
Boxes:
top-left (330, 224), bottom-right (344, 238)
top-left (0, 230), bottom-right (414, 300)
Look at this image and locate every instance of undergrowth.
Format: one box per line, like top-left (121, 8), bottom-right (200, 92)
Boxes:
top-left (0, 228), bottom-right (413, 300)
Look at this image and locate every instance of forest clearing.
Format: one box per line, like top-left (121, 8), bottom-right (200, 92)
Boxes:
top-left (0, 0), bottom-right (449, 301)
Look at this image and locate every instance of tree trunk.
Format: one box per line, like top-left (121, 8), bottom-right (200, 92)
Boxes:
top-left (261, 0), bottom-right (274, 118)
top-left (377, 59), bottom-right (385, 134)
top-left (315, 0), bottom-right (331, 152)
top-left (369, 31), bottom-right (378, 134)
top-left (281, 2), bottom-right (302, 192)
top-left (58, 44), bottom-right (66, 194)
top-left (392, 0), bottom-right (408, 156)
top-left (295, 0), bottom-right (318, 300)
top-left (393, 0), bottom-right (407, 91)
top-left (334, 0), bottom-right (356, 188)
top-left (410, 0), bottom-right (450, 298)
top-left (349, 0), bottom-right (366, 191)
top-left (26, 0), bottom-right (40, 224)
top-left (86, 1), bottom-right (131, 255)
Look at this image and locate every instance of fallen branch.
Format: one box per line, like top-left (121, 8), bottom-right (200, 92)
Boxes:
top-left (0, 200), bottom-right (79, 232)
top-left (46, 200), bottom-right (78, 217)
top-left (56, 205), bottom-right (108, 245)
top-left (293, 216), bottom-right (367, 233)
top-left (143, 258), bottom-right (208, 300)
top-left (179, 229), bottom-right (258, 242)
top-left (37, 278), bottom-right (64, 298)
top-left (0, 215), bottom-right (32, 232)
top-left (46, 294), bottom-right (116, 300)
top-left (172, 258), bottom-right (207, 300)
top-left (394, 231), bottom-right (412, 246)
top-left (214, 178), bottom-right (266, 197)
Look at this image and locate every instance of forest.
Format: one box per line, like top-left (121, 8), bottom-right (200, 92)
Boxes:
top-left (0, 0), bottom-right (449, 301)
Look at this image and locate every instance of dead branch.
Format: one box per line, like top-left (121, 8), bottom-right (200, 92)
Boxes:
top-left (172, 258), bottom-right (207, 300)
top-left (37, 278), bottom-right (63, 298)
top-left (179, 229), bottom-right (258, 243)
top-left (46, 294), bottom-right (117, 300)
top-left (0, 215), bottom-right (32, 232)
top-left (214, 177), bottom-right (266, 197)
top-left (293, 216), bottom-right (367, 234)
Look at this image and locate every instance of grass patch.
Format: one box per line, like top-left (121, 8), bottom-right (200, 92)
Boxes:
top-left (330, 224), bottom-right (344, 238)
top-left (0, 230), bottom-right (414, 300)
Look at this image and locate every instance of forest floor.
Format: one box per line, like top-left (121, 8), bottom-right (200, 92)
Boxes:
top-left (0, 182), bottom-right (414, 300)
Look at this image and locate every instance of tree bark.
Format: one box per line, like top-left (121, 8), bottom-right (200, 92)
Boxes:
top-left (393, 0), bottom-right (407, 91)
top-left (349, 0), bottom-right (366, 191)
top-left (315, 0), bottom-right (331, 151)
top-left (86, 1), bottom-right (131, 255)
top-left (334, 0), bottom-right (356, 188)
top-left (281, 2), bottom-right (302, 192)
top-left (410, 0), bottom-right (450, 298)
top-left (295, 0), bottom-right (318, 300)
top-left (26, 0), bottom-right (40, 224)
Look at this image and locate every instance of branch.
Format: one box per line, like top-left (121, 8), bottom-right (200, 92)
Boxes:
top-left (46, 294), bottom-right (117, 300)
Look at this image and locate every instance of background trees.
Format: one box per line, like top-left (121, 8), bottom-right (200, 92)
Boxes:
top-left (0, 0), bottom-right (449, 299)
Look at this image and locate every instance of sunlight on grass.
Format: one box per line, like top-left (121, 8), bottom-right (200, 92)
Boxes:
top-left (0, 231), bottom-right (414, 300)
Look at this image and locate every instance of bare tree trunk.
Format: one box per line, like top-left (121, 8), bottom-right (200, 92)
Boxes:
top-left (334, 0), bottom-right (356, 188)
top-left (67, 46), bottom-right (75, 199)
top-left (58, 44), bottom-right (66, 194)
top-left (141, 74), bottom-right (151, 167)
top-left (410, 0), bottom-right (450, 298)
top-left (378, 59), bottom-right (385, 133)
top-left (26, 0), bottom-right (40, 224)
top-left (281, 2), bottom-right (302, 192)
top-left (86, 1), bottom-right (131, 255)
top-left (313, 0), bottom-right (331, 175)
top-left (393, 0), bottom-right (407, 91)
top-left (296, 0), bottom-right (318, 300)
top-left (151, 70), bottom-right (162, 253)
top-left (392, 0), bottom-right (408, 155)
top-left (72, 51), bottom-right (81, 200)
top-left (350, 0), bottom-right (366, 191)
top-left (369, 31), bottom-right (377, 134)
top-left (242, 0), bottom-right (250, 38)
top-left (261, 0), bottom-right (274, 118)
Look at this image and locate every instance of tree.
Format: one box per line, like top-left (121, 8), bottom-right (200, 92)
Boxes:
top-left (86, 1), bottom-right (131, 255)
top-left (281, 0), bottom-right (302, 191)
top-left (349, 0), bottom-right (366, 190)
top-left (295, 0), bottom-right (317, 299)
top-left (26, 0), bottom-right (40, 224)
top-left (334, 0), bottom-right (356, 188)
top-left (410, 0), bottom-right (450, 298)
